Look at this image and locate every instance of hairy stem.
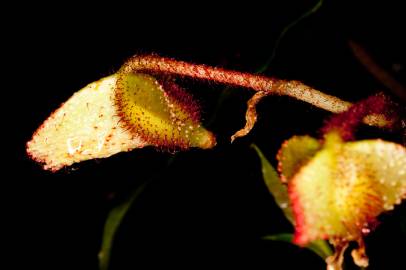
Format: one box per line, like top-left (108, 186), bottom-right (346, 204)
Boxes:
top-left (321, 94), bottom-right (395, 140)
top-left (119, 55), bottom-right (382, 126)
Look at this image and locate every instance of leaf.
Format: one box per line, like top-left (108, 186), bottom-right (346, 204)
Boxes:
top-left (27, 73), bottom-right (215, 171)
top-left (263, 233), bottom-right (332, 259)
top-left (98, 152), bottom-right (178, 270)
top-left (251, 144), bottom-right (294, 224)
top-left (254, 144), bottom-right (332, 260)
top-left (290, 137), bottom-right (406, 246)
top-left (115, 73), bottom-right (215, 150)
top-left (98, 183), bottom-right (147, 270)
top-left (277, 136), bottom-right (321, 183)
top-left (27, 75), bottom-right (149, 171)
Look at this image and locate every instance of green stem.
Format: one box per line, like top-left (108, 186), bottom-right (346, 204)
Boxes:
top-left (256, 0), bottom-right (324, 73)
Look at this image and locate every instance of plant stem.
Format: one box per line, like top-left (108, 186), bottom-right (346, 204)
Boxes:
top-left (119, 55), bottom-right (384, 127)
top-left (348, 39), bottom-right (406, 101)
top-left (257, 0), bottom-right (324, 73)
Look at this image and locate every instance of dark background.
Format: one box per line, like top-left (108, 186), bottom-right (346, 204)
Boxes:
top-left (8, 1), bottom-right (405, 269)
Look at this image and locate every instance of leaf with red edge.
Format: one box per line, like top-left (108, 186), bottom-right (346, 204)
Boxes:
top-left (290, 136), bottom-right (406, 246)
top-left (27, 73), bottom-right (215, 171)
top-left (114, 73), bottom-right (215, 151)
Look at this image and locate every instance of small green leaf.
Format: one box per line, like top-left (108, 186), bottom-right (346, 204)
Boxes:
top-left (262, 233), bottom-right (293, 242)
top-left (98, 183), bottom-right (147, 270)
top-left (308, 240), bottom-right (333, 260)
top-left (251, 144), bottom-right (294, 224)
top-left (263, 233), bottom-right (332, 259)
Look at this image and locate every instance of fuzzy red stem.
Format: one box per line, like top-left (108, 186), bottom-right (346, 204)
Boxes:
top-left (121, 54), bottom-right (275, 91)
top-left (321, 94), bottom-right (395, 140)
top-left (119, 55), bottom-right (385, 126)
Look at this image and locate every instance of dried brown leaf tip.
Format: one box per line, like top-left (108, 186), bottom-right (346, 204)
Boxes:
top-left (231, 91), bottom-right (269, 142)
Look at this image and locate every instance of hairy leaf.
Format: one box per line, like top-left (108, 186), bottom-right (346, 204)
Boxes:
top-left (290, 135), bottom-right (406, 246)
top-left (27, 73), bottom-right (215, 171)
top-left (277, 135), bottom-right (321, 183)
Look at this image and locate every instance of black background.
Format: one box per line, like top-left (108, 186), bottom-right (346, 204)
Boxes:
top-left (7, 1), bottom-right (406, 269)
